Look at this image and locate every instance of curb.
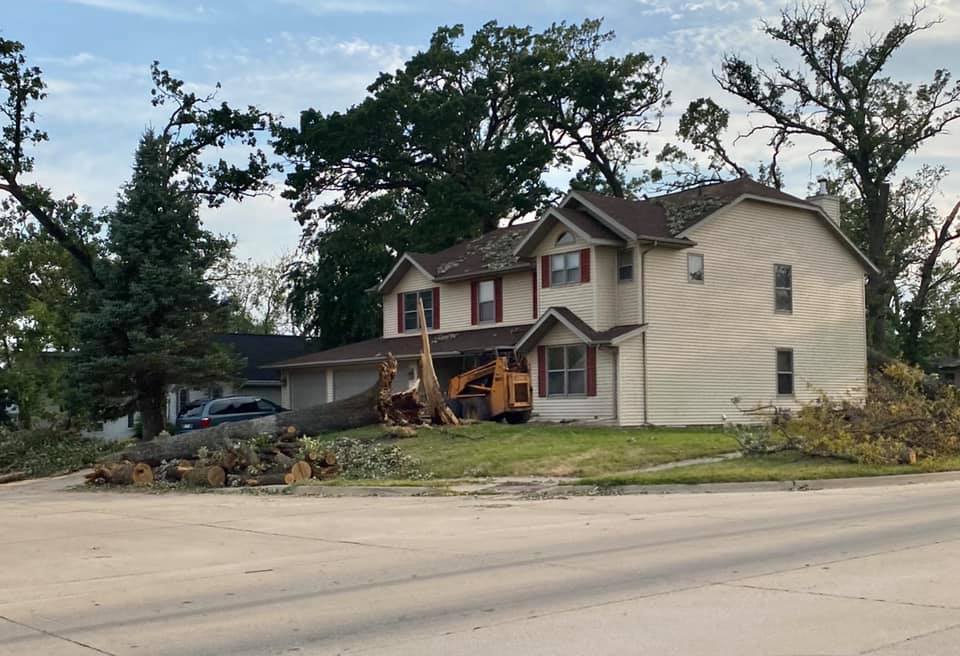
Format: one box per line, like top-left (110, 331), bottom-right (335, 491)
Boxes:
top-left (555, 470), bottom-right (960, 496)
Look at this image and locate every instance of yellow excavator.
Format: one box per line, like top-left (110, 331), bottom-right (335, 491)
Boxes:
top-left (446, 353), bottom-right (533, 424)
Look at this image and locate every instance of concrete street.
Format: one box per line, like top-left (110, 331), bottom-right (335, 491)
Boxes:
top-left (3, 477), bottom-right (960, 655)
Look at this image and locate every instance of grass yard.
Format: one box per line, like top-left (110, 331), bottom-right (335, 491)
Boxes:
top-left (322, 422), bottom-right (738, 479)
top-left (575, 450), bottom-right (960, 487)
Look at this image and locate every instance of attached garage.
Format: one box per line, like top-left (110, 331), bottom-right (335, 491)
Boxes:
top-left (289, 369), bottom-right (327, 410)
top-left (333, 366), bottom-right (379, 400)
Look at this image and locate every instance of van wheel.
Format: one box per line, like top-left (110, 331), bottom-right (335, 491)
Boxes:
top-left (505, 411), bottom-right (531, 424)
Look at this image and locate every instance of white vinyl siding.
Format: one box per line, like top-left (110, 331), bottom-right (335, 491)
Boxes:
top-left (643, 200), bottom-right (867, 425)
top-left (534, 222), bottom-right (596, 325)
top-left (382, 267), bottom-right (533, 337)
top-left (616, 334), bottom-right (645, 425)
top-left (593, 246), bottom-right (619, 331)
top-left (529, 324), bottom-right (615, 421)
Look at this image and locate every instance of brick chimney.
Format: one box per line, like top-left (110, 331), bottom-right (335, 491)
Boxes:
top-left (806, 177), bottom-right (841, 225)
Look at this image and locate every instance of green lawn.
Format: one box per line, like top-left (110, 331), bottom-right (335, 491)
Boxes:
top-left (322, 423), bottom-right (738, 479)
top-left (575, 450), bottom-right (960, 487)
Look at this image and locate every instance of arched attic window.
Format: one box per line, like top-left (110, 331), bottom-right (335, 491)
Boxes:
top-left (556, 231), bottom-right (575, 246)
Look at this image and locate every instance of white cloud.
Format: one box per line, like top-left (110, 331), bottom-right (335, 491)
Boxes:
top-left (63, 0), bottom-right (204, 21)
top-left (276, 0), bottom-right (414, 15)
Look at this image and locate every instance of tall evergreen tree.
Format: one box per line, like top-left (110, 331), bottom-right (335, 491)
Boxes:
top-left (72, 132), bottom-right (239, 439)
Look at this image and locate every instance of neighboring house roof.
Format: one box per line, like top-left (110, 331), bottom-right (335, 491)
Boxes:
top-left (214, 334), bottom-right (308, 382)
top-left (269, 324), bottom-right (534, 369)
top-left (379, 224), bottom-right (534, 292)
top-left (515, 307), bottom-right (645, 354)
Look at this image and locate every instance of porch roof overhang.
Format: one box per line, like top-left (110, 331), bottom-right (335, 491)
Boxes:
top-left (515, 307), bottom-right (646, 355)
top-left (268, 323), bottom-right (535, 370)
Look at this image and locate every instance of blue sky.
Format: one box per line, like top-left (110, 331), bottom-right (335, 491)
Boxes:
top-left (10, 0), bottom-right (960, 261)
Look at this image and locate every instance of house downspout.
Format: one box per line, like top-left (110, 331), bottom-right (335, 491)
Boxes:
top-left (640, 244), bottom-right (656, 425)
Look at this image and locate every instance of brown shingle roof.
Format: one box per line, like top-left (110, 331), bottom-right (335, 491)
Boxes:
top-left (408, 224), bottom-right (534, 281)
top-left (574, 178), bottom-right (819, 239)
top-left (270, 324), bottom-right (534, 368)
top-left (551, 207), bottom-right (622, 241)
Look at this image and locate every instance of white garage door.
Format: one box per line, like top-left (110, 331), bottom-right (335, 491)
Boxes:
top-left (333, 366), bottom-right (380, 400)
top-left (290, 369), bottom-right (326, 409)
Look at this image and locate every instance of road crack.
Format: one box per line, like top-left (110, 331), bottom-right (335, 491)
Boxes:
top-left (0, 614), bottom-right (118, 655)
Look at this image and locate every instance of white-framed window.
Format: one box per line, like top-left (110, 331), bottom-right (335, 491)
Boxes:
top-left (403, 289), bottom-right (433, 332)
top-left (687, 253), bottom-right (704, 283)
top-left (618, 248), bottom-right (634, 282)
top-left (550, 251), bottom-right (581, 286)
top-left (546, 344), bottom-right (587, 396)
top-left (775, 264), bottom-right (793, 313)
top-left (477, 280), bottom-right (495, 323)
top-left (556, 231), bottom-right (576, 246)
top-left (776, 349), bottom-right (794, 396)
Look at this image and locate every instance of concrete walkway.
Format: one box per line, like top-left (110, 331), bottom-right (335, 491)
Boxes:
top-left (4, 474), bottom-right (960, 654)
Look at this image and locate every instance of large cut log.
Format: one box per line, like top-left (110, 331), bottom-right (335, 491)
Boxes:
top-left (132, 463), bottom-right (154, 486)
top-left (103, 357), bottom-right (402, 466)
top-left (182, 465), bottom-right (226, 487)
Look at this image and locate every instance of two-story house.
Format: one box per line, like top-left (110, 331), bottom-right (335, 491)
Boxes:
top-left (271, 177), bottom-right (876, 426)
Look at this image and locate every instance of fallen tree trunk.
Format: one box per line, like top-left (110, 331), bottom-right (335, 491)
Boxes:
top-left (104, 357), bottom-right (406, 466)
top-left (0, 471), bottom-right (27, 485)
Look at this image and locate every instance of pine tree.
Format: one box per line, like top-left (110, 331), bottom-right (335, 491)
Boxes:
top-left (72, 132), bottom-right (239, 439)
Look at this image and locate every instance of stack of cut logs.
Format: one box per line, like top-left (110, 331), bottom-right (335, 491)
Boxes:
top-left (85, 430), bottom-right (340, 488)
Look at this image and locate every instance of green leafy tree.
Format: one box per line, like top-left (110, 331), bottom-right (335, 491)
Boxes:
top-left (0, 213), bottom-right (93, 427)
top-left (276, 19), bottom-right (668, 344)
top-left (212, 251), bottom-right (300, 335)
top-left (0, 37), bottom-right (277, 440)
top-left (690, 1), bottom-right (960, 353)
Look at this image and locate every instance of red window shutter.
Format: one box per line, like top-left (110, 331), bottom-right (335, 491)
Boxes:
top-left (494, 278), bottom-right (503, 323)
top-left (580, 248), bottom-right (591, 283)
top-left (470, 281), bottom-right (478, 325)
top-left (396, 293), bottom-right (404, 333)
top-left (541, 255), bottom-right (550, 288)
top-left (432, 287), bottom-right (440, 329)
top-left (537, 346), bottom-right (547, 397)
top-left (531, 270), bottom-right (538, 318)
top-left (586, 346), bottom-right (597, 397)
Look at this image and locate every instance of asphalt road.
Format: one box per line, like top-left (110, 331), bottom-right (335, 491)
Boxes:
top-left (3, 476), bottom-right (960, 655)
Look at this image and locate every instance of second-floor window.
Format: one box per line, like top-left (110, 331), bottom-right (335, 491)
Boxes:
top-left (403, 289), bottom-right (433, 331)
top-left (687, 253), bottom-right (704, 283)
top-left (618, 249), bottom-right (634, 282)
top-left (775, 264), bottom-right (793, 313)
top-left (477, 280), bottom-right (495, 323)
top-left (550, 251), bottom-right (581, 286)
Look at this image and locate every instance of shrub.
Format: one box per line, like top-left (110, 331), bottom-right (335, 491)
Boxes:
top-left (0, 427), bottom-right (126, 477)
top-left (782, 362), bottom-right (960, 465)
top-left (328, 437), bottom-right (429, 480)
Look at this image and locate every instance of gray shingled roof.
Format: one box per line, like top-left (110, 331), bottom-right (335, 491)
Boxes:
top-left (408, 224), bottom-right (534, 281)
top-left (573, 177), bottom-right (819, 240)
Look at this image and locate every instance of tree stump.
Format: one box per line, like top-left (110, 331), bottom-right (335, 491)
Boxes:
top-left (132, 463), bottom-right (154, 486)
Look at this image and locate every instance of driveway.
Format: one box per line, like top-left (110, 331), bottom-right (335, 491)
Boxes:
top-left (2, 476), bottom-right (960, 655)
